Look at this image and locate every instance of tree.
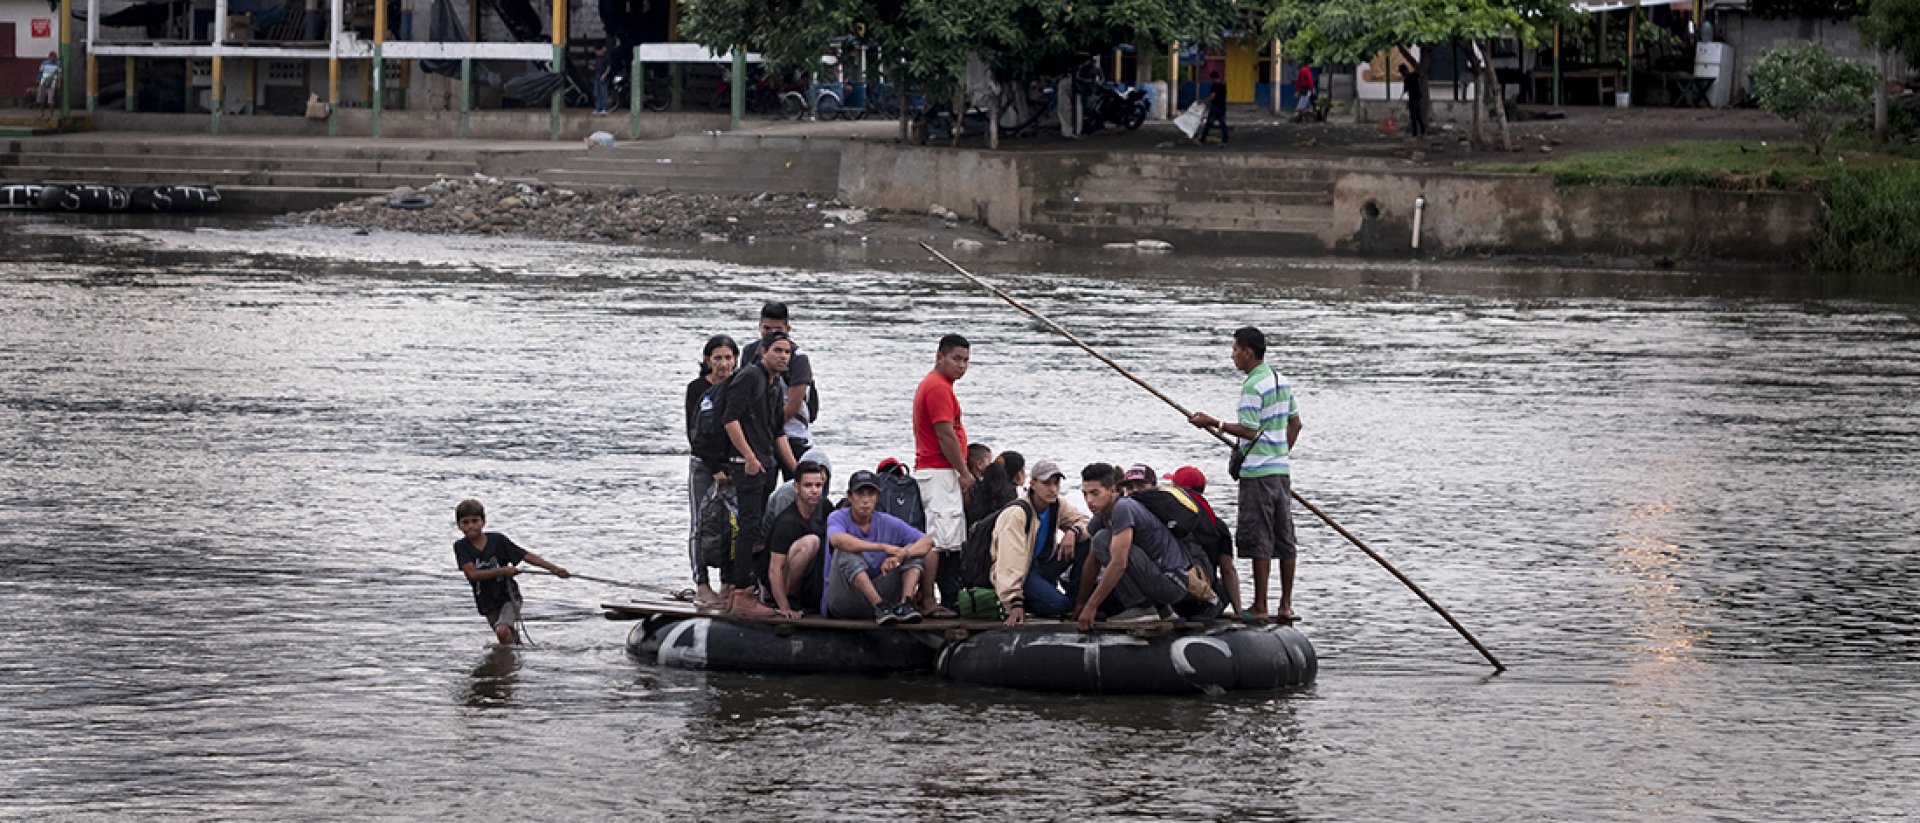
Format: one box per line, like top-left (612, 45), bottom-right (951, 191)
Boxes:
top-left (1860, 0), bottom-right (1920, 137)
top-left (679, 0), bottom-right (1237, 146)
top-left (1750, 44), bottom-right (1878, 156)
top-left (1261, 0), bottom-right (1575, 153)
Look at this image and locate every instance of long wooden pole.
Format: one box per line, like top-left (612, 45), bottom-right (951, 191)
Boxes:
top-left (917, 242), bottom-right (1508, 672)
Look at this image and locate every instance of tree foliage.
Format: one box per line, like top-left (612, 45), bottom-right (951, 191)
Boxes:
top-left (1257, 0), bottom-right (1572, 66)
top-left (1747, 0), bottom-right (1865, 21)
top-left (1750, 44), bottom-right (1878, 156)
top-left (1859, 0), bottom-right (1920, 66)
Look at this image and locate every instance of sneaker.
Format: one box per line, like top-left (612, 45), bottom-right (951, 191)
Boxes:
top-left (875, 603), bottom-right (900, 626)
top-left (894, 603), bottom-right (924, 624)
top-left (728, 588), bottom-right (776, 618)
top-left (1108, 607), bottom-right (1162, 623)
top-left (1155, 604), bottom-right (1177, 621)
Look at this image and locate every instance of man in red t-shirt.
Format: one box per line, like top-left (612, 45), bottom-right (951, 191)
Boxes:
top-left (911, 333), bottom-right (972, 615)
top-left (1294, 64), bottom-right (1316, 114)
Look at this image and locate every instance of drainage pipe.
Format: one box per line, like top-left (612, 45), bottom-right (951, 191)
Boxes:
top-left (1412, 195), bottom-right (1426, 250)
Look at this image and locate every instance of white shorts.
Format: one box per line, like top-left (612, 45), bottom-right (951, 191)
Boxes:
top-left (913, 468), bottom-right (966, 553)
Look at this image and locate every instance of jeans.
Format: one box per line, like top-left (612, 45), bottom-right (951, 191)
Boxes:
top-left (1090, 529), bottom-right (1188, 610)
top-left (1200, 105), bottom-right (1229, 143)
top-left (728, 468), bottom-right (775, 589)
top-left (593, 79), bottom-right (611, 112)
top-left (1022, 554), bottom-right (1077, 617)
top-left (686, 457), bottom-right (714, 586)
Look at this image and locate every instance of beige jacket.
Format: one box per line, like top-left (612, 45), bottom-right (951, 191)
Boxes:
top-left (989, 493), bottom-right (1092, 611)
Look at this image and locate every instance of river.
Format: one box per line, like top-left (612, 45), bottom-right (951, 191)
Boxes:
top-left (2, 215), bottom-right (1916, 821)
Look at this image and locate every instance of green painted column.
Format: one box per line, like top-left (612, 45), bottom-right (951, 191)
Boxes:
top-left (124, 57), bottom-right (136, 111)
top-left (372, 45), bottom-right (384, 137)
top-left (730, 49), bottom-right (744, 131)
top-left (460, 58), bottom-right (471, 138)
top-left (551, 43), bottom-right (564, 140)
top-left (628, 51), bottom-right (641, 139)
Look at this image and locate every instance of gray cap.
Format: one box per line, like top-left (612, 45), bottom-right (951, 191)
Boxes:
top-left (1030, 460), bottom-right (1064, 482)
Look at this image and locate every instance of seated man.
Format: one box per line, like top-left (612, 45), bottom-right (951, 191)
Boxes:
top-left (988, 459), bottom-right (1091, 626)
top-left (825, 470), bottom-right (932, 625)
top-left (1074, 462), bottom-right (1195, 630)
top-left (765, 460), bottom-right (830, 619)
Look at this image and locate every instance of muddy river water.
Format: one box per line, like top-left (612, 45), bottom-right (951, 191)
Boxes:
top-left (2, 216), bottom-right (1916, 820)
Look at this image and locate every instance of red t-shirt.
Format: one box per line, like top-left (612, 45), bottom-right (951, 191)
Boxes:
top-left (912, 369), bottom-right (966, 470)
top-left (1296, 66), bottom-right (1315, 94)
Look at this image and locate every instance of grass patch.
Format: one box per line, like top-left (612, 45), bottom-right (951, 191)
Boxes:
top-left (1464, 136), bottom-right (1920, 192)
top-left (1813, 164), bottom-right (1920, 275)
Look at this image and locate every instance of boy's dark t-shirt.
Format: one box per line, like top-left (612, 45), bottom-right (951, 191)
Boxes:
top-left (766, 499), bottom-right (828, 556)
top-left (453, 532), bottom-right (528, 615)
top-left (1208, 81), bottom-right (1227, 111)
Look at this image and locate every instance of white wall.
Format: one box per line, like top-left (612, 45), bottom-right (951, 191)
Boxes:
top-left (3, 0), bottom-right (62, 59)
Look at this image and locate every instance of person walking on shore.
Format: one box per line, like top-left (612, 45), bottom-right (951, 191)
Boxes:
top-left (1187, 327), bottom-right (1303, 620)
top-left (1199, 71), bottom-right (1229, 145)
top-left (1399, 64), bottom-right (1428, 138)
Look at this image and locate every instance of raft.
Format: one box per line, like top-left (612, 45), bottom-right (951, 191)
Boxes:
top-left (9, 183), bottom-right (221, 213)
top-left (610, 600), bottom-right (1316, 694)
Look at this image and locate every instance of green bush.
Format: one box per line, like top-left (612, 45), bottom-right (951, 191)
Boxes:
top-left (1813, 164), bottom-right (1920, 275)
top-left (1750, 44), bottom-right (1877, 157)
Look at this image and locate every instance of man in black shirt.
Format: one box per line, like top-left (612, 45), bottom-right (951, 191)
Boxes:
top-left (721, 331), bottom-right (798, 616)
top-left (766, 460), bottom-right (831, 618)
top-left (740, 302), bottom-right (816, 474)
top-left (1200, 70), bottom-right (1229, 145)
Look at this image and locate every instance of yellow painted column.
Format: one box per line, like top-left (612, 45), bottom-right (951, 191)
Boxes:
top-left (87, 53), bottom-right (98, 113)
top-left (125, 56), bottom-right (136, 111)
top-left (247, 58), bottom-right (258, 115)
top-left (1167, 40), bottom-right (1178, 119)
top-left (373, 0), bottom-right (387, 137)
top-left (1271, 40), bottom-right (1282, 115)
top-left (59, 0), bottom-right (72, 123)
top-left (328, 57), bottom-right (341, 136)
top-left (550, 0), bottom-right (567, 139)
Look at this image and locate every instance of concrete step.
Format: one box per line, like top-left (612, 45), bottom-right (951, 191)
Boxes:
top-left (1057, 183), bottom-right (1333, 206)
top-left (1032, 208), bottom-right (1329, 234)
top-left (0, 152), bottom-right (479, 176)
top-left (1029, 221), bottom-right (1327, 255)
top-left (547, 152), bottom-right (841, 174)
top-left (0, 138), bottom-right (495, 163)
top-left (540, 172), bottom-right (839, 195)
top-left (1083, 163), bottom-right (1339, 185)
top-left (0, 164), bottom-right (448, 190)
top-left (1039, 200), bottom-right (1333, 223)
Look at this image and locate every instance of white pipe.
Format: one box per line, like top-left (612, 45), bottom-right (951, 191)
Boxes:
top-left (1412, 195), bottom-right (1426, 250)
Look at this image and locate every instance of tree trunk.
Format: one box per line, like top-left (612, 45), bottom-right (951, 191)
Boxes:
top-left (898, 78), bottom-right (909, 142)
top-left (1875, 51), bottom-right (1889, 143)
top-left (987, 87), bottom-right (999, 150)
top-left (1477, 40), bottom-right (1513, 153)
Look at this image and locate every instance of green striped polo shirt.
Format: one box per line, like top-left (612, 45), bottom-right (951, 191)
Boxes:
top-left (1237, 363), bottom-right (1299, 478)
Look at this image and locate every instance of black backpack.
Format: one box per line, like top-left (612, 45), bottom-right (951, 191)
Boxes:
top-left (1129, 488), bottom-right (1231, 563)
top-left (692, 367), bottom-right (756, 470)
top-left (874, 469), bottom-right (926, 531)
top-left (959, 499), bottom-right (1034, 590)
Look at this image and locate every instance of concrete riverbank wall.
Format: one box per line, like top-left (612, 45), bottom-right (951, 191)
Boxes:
top-left (1, 131), bottom-right (1822, 262)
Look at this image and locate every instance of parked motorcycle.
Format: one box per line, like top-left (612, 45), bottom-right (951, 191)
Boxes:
top-left (1080, 84), bottom-right (1149, 133)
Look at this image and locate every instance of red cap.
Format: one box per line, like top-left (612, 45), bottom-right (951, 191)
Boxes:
top-left (1166, 466), bottom-right (1206, 492)
top-left (876, 457), bottom-right (904, 474)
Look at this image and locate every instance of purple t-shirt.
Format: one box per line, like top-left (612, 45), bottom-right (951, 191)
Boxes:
top-left (827, 508), bottom-right (925, 576)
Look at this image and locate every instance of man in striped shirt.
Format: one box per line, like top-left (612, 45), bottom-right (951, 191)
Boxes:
top-left (1189, 326), bottom-right (1303, 620)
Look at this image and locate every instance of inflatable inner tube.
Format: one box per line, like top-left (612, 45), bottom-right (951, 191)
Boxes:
top-left (130, 185), bottom-right (221, 213)
top-left (1, 184), bottom-right (45, 210)
top-left (387, 194), bottom-right (435, 210)
top-left (629, 616), bottom-right (940, 674)
top-left (937, 623), bottom-right (1317, 694)
top-left (38, 184), bottom-right (131, 213)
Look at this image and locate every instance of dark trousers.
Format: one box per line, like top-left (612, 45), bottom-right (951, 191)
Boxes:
top-left (1407, 99), bottom-right (1427, 137)
top-left (1200, 105), bottom-right (1229, 144)
top-left (728, 469), bottom-right (775, 589)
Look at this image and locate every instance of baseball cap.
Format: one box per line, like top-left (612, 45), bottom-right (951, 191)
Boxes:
top-left (848, 470), bottom-right (882, 493)
top-left (1166, 466), bottom-right (1206, 491)
top-left (876, 457), bottom-right (905, 475)
top-left (1122, 464), bottom-right (1156, 485)
top-left (1030, 460), bottom-right (1064, 482)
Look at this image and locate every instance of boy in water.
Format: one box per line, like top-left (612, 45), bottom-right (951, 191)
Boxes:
top-left (452, 499), bottom-right (570, 644)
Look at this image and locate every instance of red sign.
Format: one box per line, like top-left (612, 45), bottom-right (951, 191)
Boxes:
top-left (31, 19), bottom-right (52, 38)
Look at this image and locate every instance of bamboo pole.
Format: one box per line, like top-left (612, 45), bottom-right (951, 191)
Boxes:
top-left (916, 241), bottom-right (1509, 673)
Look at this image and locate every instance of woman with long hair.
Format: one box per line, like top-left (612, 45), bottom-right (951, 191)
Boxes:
top-left (684, 334), bottom-right (739, 605)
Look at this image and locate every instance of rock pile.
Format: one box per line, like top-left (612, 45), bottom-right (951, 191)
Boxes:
top-left (296, 176), bottom-right (855, 243)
